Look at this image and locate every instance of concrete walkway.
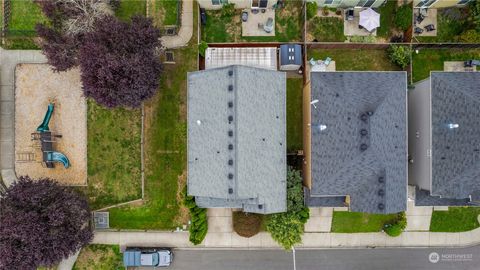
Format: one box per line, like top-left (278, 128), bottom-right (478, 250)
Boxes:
top-left (160, 0), bottom-right (194, 48)
top-left (57, 250), bottom-right (80, 270)
top-left (93, 226), bottom-right (480, 249)
top-left (0, 49), bottom-right (47, 187)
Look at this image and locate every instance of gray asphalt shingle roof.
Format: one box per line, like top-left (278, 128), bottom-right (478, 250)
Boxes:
top-left (309, 72), bottom-right (408, 214)
top-left (430, 72), bottom-right (480, 200)
top-left (187, 65), bottom-right (286, 214)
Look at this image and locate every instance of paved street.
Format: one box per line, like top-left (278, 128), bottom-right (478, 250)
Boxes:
top-left (169, 246), bottom-right (480, 270)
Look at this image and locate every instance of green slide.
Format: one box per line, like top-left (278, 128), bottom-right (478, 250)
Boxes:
top-left (37, 103), bottom-right (54, 133)
top-left (46, 151), bottom-right (70, 168)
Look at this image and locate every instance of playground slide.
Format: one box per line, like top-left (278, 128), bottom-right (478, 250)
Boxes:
top-left (47, 151), bottom-right (70, 168)
top-left (37, 103), bottom-right (54, 133)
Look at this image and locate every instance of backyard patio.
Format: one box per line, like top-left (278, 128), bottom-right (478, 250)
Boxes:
top-left (414, 8), bottom-right (437, 37)
top-left (344, 8), bottom-right (378, 37)
top-left (241, 9), bottom-right (275, 37)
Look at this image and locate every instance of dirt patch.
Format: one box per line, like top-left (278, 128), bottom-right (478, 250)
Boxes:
top-left (15, 64), bottom-right (87, 185)
top-left (173, 170), bottom-right (189, 225)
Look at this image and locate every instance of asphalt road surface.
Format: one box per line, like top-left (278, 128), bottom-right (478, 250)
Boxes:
top-left (168, 246), bottom-right (480, 270)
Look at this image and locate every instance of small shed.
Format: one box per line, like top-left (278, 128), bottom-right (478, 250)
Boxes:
top-left (279, 44), bottom-right (302, 71)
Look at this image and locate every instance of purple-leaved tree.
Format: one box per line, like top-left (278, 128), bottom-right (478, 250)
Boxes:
top-left (0, 176), bottom-right (93, 270)
top-left (78, 15), bottom-right (162, 108)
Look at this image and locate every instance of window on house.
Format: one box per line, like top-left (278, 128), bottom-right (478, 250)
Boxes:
top-left (325, 0), bottom-right (334, 4)
top-left (212, 0), bottom-right (221, 5)
top-left (457, 0), bottom-right (471, 4)
top-left (416, 0), bottom-right (437, 8)
top-left (364, 0), bottom-right (376, 7)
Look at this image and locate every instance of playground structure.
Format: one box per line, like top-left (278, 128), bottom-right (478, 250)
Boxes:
top-left (30, 103), bottom-right (70, 169)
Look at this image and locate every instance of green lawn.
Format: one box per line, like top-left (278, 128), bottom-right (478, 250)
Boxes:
top-left (308, 49), bottom-right (401, 71)
top-left (73, 245), bottom-right (123, 270)
top-left (412, 48), bottom-right (480, 82)
top-left (152, 0), bottom-right (178, 26)
top-left (308, 17), bottom-right (345, 42)
top-left (202, 0), bottom-right (302, 42)
top-left (84, 100), bottom-right (142, 210)
top-left (286, 78), bottom-right (303, 152)
top-left (107, 4), bottom-right (198, 230)
top-left (115, 0), bottom-right (146, 21)
top-left (430, 207), bottom-right (480, 232)
top-left (331, 211), bottom-right (398, 233)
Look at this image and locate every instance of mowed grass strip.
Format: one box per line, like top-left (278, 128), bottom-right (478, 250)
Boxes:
top-left (86, 100), bottom-right (142, 210)
top-left (73, 244), bottom-right (123, 270)
top-left (308, 49), bottom-right (401, 71)
top-left (412, 48), bottom-right (480, 82)
top-left (331, 211), bottom-right (398, 233)
top-left (286, 78), bottom-right (303, 152)
top-left (430, 207), bottom-right (480, 232)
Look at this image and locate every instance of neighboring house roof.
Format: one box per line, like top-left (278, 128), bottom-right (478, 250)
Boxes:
top-left (187, 65), bottom-right (286, 214)
top-left (309, 72), bottom-right (408, 214)
top-left (430, 72), bottom-right (480, 199)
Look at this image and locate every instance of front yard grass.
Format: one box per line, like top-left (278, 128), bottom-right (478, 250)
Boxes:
top-left (308, 48), bottom-right (401, 71)
top-left (286, 78), bottom-right (303, 152)
top-left (202, 0), bottom-right (302, 43)
top-left (107, 3), bottom-right (198, 230)
top-left (412, 48), bottom-right (480, 82)
top-left (73, 244), bottom-right (123, 270)
top-left (115, 0), bottom-right (146, 21)
top-left (85, 100), bottom-right (142, 210)
top-left (430, 207), bottom-right (480, 232)
top-left (331, 211), bottom-right (398, 233)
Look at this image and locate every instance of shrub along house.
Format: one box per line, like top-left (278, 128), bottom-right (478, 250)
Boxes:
top-left (409, 72), bottom-right (480, 206)
top-left (304, 72), bottom-right (408, 213)
top-left (187, 65), bottom-right (287, 214)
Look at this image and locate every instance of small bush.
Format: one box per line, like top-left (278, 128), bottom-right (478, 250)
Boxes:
top-left (394, 5), bottom-right (413, 31)
top-left (233, 212), bottom-right (262, 238)
top-left (221, 3), bottom-right (235, 18)
top-left (185, 194), bottom-right (208, 245)
top-left (322, 6), bottom-right (329, 16)
top-left (199, 41), bottom-right (208, 57)
top-left (388, 45), bottom-right (412, 69)
top-left (306, 2), bottom-right (318, 20)
top-left (383, 212), bottom-right (407, 237)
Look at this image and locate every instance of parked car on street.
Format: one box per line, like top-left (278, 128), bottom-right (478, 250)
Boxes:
top-left (123, 247), bottom-right (173, 268)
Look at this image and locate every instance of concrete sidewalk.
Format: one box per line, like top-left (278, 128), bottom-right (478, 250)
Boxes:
top-left (93, 226), bottom-right (480, 249)
top-left (160, 0), bottom-right (193, 49)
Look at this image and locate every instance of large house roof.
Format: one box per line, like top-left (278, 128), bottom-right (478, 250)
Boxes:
top-left (309, 72), bottom-right (408, 213)
top-left (430, 72), bottom-right (480, 199)
top-left (187, 65), bottom-right (286, 214)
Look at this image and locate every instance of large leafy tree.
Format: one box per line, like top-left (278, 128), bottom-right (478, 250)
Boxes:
top-left (266, 168), bottom-right (309, 249)
top-left (0, 176), bottom-right (93, 269)
top-left (79, 15), bottom-right (162, 108)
